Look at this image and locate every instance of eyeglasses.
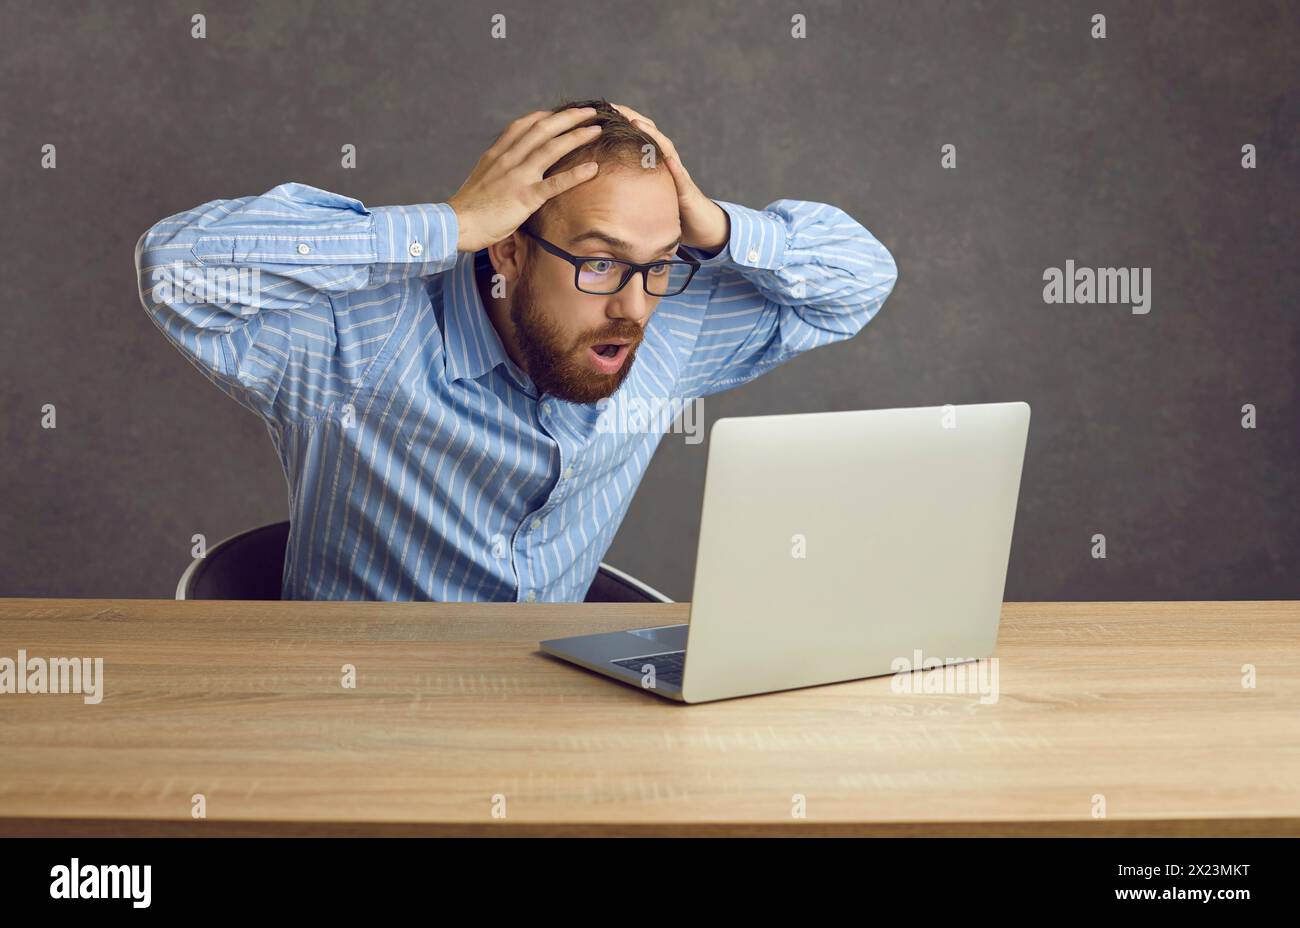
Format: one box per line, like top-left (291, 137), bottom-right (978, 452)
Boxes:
top-left (519, 226), bottom-right (701, 297)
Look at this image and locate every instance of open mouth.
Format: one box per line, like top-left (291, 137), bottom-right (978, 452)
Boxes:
top-left (588, 341), bottom-right (631, 373)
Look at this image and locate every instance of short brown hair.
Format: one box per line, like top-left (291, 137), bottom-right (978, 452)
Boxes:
top-left (521, 97), bottom-right (661, 239)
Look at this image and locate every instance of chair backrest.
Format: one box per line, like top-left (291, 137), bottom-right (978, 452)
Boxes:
top-left (176, 521), bottom-right (290, 600)
top-left (584, 562), bottom-right (673, 604)
top-left (176, 522), bottom-right (673, 603)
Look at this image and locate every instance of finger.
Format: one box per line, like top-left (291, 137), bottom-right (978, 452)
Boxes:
top-left (658, 145), bottom-right (699, 203)
top-left (660, 149), bottom-right (690, 189)
top-left (486, 110), bottom-right (552, 158)
top-left (662, 157), bottom-right (698, 207)
top-left (502, 106), bottom-right (600, 169)
top-left (611, 104), bottom-right (671, 160)
top-left (620, 113), bottom-right (691, 197)
top-left (630, 118), bottom-right (685, 178)
top-left (631, 117), bottom-right (672, 156)
top-left (611, 102), bottom-right (653, 127)
top-left (535, 160), bottom-right (600, 202)
top-left (520, 123), bottom-right (603, 177)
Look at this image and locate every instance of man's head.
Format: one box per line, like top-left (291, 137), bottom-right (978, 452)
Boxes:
top-left (481, 98), bottom-right (682, 405)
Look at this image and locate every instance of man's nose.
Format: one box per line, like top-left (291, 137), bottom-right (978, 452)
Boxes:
top-left (607, 272), bottom-right (657, 324)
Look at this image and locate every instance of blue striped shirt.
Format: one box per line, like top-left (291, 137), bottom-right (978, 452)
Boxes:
top-left (135, 182), bottom-right (897, 601)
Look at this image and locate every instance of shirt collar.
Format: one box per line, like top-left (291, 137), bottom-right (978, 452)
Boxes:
top-left (441, 249), bottom-right (528, 386)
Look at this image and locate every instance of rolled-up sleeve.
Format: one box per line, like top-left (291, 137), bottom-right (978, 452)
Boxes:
top-left (676, 198), bottom-right (898, 397)
top-left (135, 182), bottom-right (459, 422)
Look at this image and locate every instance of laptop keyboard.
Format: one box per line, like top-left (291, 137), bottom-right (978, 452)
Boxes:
top-left (611, 651), bottom-right (685, 688)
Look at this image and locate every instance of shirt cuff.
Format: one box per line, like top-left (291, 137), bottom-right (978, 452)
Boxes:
top-left (679, 199), bottom-right (788, 271)
top-left (371, 202), bottom-right (460, 275)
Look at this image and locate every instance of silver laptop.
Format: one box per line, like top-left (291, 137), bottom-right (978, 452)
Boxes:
top-left (539, 401), bottom-right (1031, 703)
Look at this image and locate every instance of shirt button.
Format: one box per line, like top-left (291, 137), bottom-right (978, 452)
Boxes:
top-left (408, 241), bottom-right (423, 258)
top-left (540, 401), bottom-right (552, 415)
top-left (297, 243), bottom-right (311, 255)
top-left (746, 248), bottom-right (760, 263)
top-left (531, 518), bottom-right (542, 530)
top-left (526, 590), bottom-right (537, 602)
top-left (563, 466), bottom-right (574, 479)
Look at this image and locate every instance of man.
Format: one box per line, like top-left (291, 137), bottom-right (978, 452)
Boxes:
top-left (135, 98), bottom-right (899, 602)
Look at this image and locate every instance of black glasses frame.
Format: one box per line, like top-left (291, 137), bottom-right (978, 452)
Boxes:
top-left (519, 225), bottom-right (701, 296)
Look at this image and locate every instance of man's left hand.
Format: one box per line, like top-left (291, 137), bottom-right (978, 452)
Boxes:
top-left (611, 103), bottom-right (730, 254)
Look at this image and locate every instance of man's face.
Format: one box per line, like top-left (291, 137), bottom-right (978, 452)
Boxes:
top-left (509, 164), bottom-right (681, 405)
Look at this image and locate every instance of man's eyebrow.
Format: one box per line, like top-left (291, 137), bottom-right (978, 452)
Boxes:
top-left (568, 229), bottom-right (682, 258)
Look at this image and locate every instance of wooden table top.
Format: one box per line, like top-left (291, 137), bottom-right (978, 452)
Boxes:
top-left (0, 598), bottom-right (1296, 836)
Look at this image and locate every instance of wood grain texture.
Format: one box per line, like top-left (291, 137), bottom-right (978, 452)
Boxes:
top-left (0, 599), bottom-right (1296, 836)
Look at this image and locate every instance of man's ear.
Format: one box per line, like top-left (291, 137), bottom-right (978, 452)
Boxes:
top-left (486, 232), bottom-right (528, 284)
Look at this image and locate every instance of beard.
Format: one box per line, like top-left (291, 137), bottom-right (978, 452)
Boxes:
top-left (509, 263), bottom-right (642, 405)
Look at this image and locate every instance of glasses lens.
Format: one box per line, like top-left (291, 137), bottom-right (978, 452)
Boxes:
top-left (575, 259), bottom-right (694, 296)
top-left (577, 258), bottom-right (631, 294)
top-left (644, 262), bottom-right (688, 296)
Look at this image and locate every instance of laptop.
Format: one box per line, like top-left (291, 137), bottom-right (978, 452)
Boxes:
top-left (539, 401), bottom-right (1031, 703)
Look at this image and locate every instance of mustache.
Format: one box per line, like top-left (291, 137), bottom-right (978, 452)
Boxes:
top-left (583, 326), bottom-right (642, 345)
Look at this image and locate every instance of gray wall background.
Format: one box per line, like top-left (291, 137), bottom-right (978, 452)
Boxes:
top-left (1, 0), bottom-right (1295, 600)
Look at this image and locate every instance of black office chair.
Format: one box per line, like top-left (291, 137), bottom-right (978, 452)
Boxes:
top-left (175, 521), bottom-right (673, 603)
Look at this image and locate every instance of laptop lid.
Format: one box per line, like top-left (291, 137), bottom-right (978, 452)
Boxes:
top-left (679, 402), bottom-right (1030, 703)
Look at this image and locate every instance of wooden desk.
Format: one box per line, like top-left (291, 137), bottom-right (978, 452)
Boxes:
top-left (0, 599), bottom-right (1295, 836)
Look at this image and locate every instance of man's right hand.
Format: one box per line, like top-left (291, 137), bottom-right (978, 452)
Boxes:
top-left (447, 107), bottom-right (603, 253)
